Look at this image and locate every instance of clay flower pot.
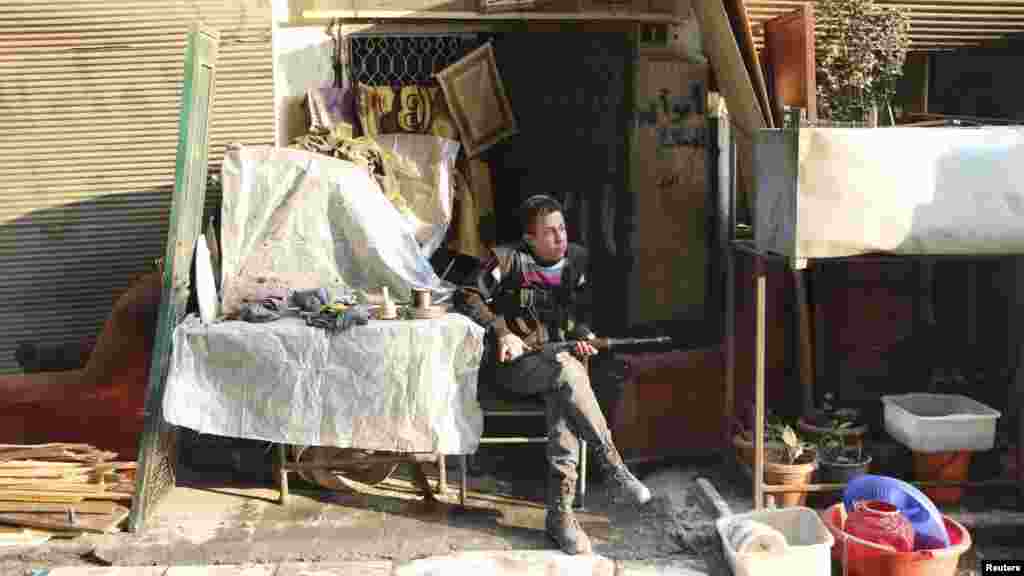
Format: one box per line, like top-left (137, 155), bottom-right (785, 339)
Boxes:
top-left (765, 450), bottom-right (817, 508)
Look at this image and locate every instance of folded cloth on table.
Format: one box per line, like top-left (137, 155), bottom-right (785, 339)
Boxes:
top-left (240, 302), bottom-right (282, 323)
top-left (291, 288), bottom-right (329, 313)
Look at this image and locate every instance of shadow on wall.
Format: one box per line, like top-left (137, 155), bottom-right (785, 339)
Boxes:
top-left (901, 140), bottom-right (1024, 255)
top-left (0, 189), bottom-right (188, 372)
top-left (0, 187), bottom-right (220, 458)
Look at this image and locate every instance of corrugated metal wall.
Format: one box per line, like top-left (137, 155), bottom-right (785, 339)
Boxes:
top-left (745, 0), bottom-right (1024, 51)
top-left (0, 0), bottom-right (274, 374)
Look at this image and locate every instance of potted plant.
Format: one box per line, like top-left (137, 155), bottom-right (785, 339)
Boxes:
top-left (815, 0), bottom-right (911, 125)
top-left (813, 421), bottom-right (873, 507)
top-left (817, 421), bottom-right (873, 482)
top-left (798, 393), bottom-right (868, 451)
top-left (732, 409), bottom-right (787, 468)
top-left (765, 424), bottom-right (818, 508)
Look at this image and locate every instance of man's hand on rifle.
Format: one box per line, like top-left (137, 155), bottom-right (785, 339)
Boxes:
top-left (498, 333), bottom-right (527, 363)
top-left (574, 333), bottom-right (599, 358)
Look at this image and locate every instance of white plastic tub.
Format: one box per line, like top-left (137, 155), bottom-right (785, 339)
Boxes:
top-left (717, 507), bottom-right (834, 576)
top-left (882, 393), bottom-right (1001, 453)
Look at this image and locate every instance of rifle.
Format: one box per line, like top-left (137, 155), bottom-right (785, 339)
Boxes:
top-left (529, 336), bottom-right (673, 358)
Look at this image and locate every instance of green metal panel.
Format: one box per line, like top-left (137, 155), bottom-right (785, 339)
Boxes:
top-left (129, 23), bottom-right (219, 533)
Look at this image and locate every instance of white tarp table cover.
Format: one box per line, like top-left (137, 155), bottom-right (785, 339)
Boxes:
top-left (162, 313), bottom-right (485, 455)
top-left (755, 126), bottom-right (1024, 259)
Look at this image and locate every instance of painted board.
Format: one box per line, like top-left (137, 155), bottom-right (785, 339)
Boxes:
top-left (629, 56), bottom-right (709, 327)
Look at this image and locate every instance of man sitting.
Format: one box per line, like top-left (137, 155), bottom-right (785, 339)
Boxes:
top-left (458, 194), bottom-right (651, 555)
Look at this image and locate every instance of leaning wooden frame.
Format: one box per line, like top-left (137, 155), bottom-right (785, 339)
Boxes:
top-left (130, 23), bottom-right (219, 532)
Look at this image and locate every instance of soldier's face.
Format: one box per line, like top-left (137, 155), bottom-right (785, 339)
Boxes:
top-left (527, 211), bottom-right (568, 262)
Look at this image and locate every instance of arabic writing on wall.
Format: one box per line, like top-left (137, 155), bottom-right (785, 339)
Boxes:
top-left (636, 80), bottom-right (706, 148)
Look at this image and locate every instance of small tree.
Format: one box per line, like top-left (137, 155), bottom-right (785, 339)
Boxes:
top-left (815, 0), bottom-right (911, 123)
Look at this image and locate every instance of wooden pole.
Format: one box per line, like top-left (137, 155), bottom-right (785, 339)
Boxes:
top-left (754, 253), bottom-right (767, 511)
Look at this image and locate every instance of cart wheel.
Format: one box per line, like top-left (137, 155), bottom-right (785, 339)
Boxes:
top-left (290, 445), bottom-right (314, 485)
top-left (297, 446), bottom-right (399, 491)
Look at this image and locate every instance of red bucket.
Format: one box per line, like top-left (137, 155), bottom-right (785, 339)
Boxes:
top-left (821, 503), bottom-right (971, 576)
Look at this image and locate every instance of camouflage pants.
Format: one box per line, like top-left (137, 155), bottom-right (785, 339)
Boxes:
top-left (495, 351), bottom-right (625, 509)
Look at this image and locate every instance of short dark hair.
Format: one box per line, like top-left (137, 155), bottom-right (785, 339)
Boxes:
top-left (520, 195), bottom-right (563, 234)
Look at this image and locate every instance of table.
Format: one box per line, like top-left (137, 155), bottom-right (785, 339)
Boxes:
top-left (162, 312), bottom-right (486, 502)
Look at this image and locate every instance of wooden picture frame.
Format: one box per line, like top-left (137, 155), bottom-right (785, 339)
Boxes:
top-left (435, 42), bottom-right (518, 158)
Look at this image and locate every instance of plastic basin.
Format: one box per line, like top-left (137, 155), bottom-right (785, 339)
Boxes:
top-left (717, 507), bottom-right (834, 576)
top-left (821, 503), bottom-right (971, 576)
top-left (882, 393), bottom-right (1000, 453)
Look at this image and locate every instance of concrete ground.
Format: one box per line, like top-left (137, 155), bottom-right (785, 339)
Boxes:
top-left (1, 445), bottom-right (1021, 576)
top-left (0, 448), bottom-right (738, 576)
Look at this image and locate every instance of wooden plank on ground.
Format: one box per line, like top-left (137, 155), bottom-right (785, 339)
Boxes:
top-left (0, 493), bottom-right (85, 504)
top-left (0, 503), bottom-right (129, 534)
top-left (695, 477), bottom-right (733, 519)
top-left (0, 490), bottom-right (131, 501)
top-left (0, 461), bottom-right (88, 469)
top-left (0, 469), bottom-right (84, 479)
top-left (0, 501), bottom-right (121, 515)
top-left (0, 525), bottom-right (53, 546)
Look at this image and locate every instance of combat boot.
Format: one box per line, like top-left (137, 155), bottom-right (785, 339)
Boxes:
top-left (600, 444), bottom-right (652, 506)
top-left (546, 477), bottom-right (592, 555)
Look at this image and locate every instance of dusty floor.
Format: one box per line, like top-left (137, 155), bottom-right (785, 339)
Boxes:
top-left (0, 447), bottom-right (735, 576)
top-left (0, 445), bottom-right (1021, 576)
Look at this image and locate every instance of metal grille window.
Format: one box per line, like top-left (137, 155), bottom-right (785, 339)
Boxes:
top-left (348, 33), bottom-right (489, 86)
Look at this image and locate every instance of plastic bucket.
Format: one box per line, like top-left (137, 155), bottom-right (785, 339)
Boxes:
top-left (821, 504), bottom-right (971, 576)
top-left (912, 451), bottom-right (971, 505)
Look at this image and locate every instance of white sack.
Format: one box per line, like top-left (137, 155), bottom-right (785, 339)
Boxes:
top-left (372, 133), bottom-right (460, 259)
top-left (218, 145), bottom-right (455, 317)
